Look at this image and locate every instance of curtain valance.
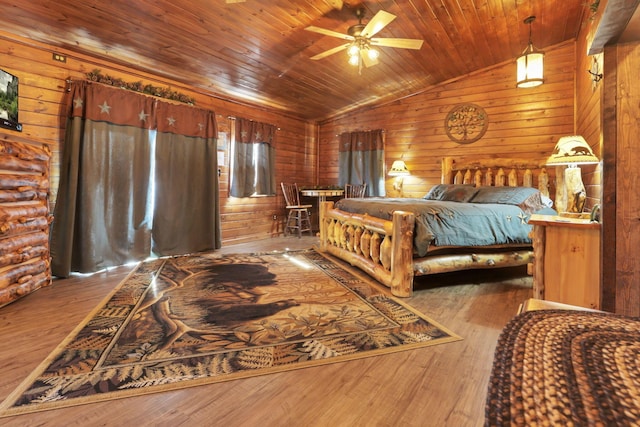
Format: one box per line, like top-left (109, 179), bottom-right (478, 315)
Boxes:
top-left (69, 80), bottom-right (216, 138)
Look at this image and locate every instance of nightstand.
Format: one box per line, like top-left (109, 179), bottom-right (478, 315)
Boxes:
top-left (528, 214), bottom-right (601, 309)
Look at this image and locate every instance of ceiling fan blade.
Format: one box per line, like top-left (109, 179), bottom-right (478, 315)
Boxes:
top-left (323, 0), bottom-right (343, 9)
top-left (305, 26), bottom-right (353, 40)
top-left (310, 43), bottom-right (350, 60)
top-left (371, 38), bottom-right (424, 49)
top-left (361, 51), bottom-right (379, 68)
top-left (361, 10), bottom-right (396, 38)
top-left (225, 0), bottom-right (246, 3)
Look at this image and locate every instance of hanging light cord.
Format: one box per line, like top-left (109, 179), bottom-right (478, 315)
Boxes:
top-left (525, 16), bottom-right (535, 50)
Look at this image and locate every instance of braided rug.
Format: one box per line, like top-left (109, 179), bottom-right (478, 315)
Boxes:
top-left (485, 310), bottom-right (640, 426)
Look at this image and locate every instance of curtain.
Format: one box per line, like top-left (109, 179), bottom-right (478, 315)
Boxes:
top-left (50, 81), bottom-right (220, 277)
top-left (152, 101), bottom-right (220, 256)
top-left (230, 118), bottom-right (276, 197)
top-left (338, 129), bottom-right (385, 197)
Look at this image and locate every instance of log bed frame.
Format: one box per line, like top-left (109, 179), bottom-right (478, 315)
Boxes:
top-left (318, 157), bottom-right (553, 297)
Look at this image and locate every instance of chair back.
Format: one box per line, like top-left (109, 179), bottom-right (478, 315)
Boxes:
top-left (281, 182), bottom-right (302, 207)
top-left (345, 183), bottom-right (367, 198)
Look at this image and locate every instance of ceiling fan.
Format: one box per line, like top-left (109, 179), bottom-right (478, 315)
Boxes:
top-left (305, 8), bottom-right (423, 72)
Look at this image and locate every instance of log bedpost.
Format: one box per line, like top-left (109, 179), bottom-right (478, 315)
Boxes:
top-left (441, 157), bottom-right (453, 184)
top-left (319, 201), bottom-right (333, 252)
top-left (390, 210), bottom-right (415, 298)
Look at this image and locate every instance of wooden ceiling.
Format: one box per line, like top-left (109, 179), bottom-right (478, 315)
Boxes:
top-left (1, 0), bottom-right (589, 121)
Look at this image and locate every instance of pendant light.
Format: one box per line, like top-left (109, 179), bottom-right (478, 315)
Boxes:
top-left (516, 16), bottom-right (544, 88)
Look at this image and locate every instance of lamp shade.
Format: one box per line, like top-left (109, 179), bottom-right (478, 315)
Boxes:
top-left (516, 47), bottom-right (544, 88)
top-left (546, 136), bottom-right (599, 166)
top-left (516, 16), bottom-right (544, 88)
top-left (388, 160), bottom-right (410, 176)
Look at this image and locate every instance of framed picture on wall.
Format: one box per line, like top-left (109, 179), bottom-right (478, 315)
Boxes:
top-left (0, 67), bottom-right (22, 132)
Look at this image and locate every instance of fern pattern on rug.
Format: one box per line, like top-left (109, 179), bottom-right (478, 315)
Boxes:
top-left (0, 250), bottom-right (461, 417)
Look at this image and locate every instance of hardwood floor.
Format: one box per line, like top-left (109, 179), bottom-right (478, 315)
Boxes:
top-left (0, 236), bottom-right (532, 426)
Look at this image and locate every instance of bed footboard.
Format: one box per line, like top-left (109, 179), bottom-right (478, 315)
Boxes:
top-left (318, 201), bottom-right (415, 297)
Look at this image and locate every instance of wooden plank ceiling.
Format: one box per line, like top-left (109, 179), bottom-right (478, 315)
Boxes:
top-left (0, 0), bottom-right (588, 121)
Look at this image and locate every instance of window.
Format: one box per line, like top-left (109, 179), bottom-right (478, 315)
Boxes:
top-left (229, 117), bottom-right (277, 197)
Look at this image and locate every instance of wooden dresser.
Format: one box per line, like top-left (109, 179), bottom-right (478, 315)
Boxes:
top-left (0, 133), bottom-right (52, 307)
top-left (529, 214), bottom-right (601, 310)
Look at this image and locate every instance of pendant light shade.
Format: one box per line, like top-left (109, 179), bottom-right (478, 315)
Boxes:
top-left (516, 16), bottom-right (544, 88)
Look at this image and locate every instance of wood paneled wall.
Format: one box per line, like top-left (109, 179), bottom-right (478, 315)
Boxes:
top-left (318, 43), bottom-right (577, 199)
top-left (575, 14), bottom-right (604, 211)
top-left (0, 31), bottom-right (316, 246)
top-left (602, 42), bottom-right (640, 316)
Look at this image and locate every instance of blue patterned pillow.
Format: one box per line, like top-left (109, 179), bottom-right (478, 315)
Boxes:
top-left (424, 184), bottom-right (478, 202)
top-left (470, 186), bottom-right (546, 213)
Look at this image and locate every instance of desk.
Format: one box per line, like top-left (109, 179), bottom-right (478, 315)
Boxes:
top-left (300, 189), bottom-right (344, 232)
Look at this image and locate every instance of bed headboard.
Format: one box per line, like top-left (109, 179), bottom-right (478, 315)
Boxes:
top-left (441, 157), bottom-right (552, 198)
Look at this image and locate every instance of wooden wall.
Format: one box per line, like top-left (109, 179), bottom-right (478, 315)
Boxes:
top-left (574, 1), bottom-right (640, 316)
top-left (317, 42), bottom-right (577, 198)
top-left (575, 11), bottom-right (604, 210)
top-left (0, 31), bottom-right (316, 246)
top-left (602, 41), bottom-right (640, 316)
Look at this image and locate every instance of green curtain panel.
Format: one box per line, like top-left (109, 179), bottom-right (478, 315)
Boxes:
top-left (338, 129), bottom-right (385, 197)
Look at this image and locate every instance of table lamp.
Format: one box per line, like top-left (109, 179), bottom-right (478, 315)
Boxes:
top-left (546, 135), bottom-right (599, 214)
top-left (388, 160), bottom-right (410, 196)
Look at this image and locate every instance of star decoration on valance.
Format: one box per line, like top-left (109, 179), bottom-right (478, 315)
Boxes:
top-left (98, 101), bottom-right (111, 115)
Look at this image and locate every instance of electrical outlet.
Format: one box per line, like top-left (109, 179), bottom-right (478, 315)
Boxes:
top-left (273, 215), bottom-right (277, 220)
top-left (52, 53), bottom-right (67, 63)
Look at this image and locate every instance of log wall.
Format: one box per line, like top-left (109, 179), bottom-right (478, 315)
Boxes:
top-left (0, 30), bottom-right (316, 247)
top-left (0, 133), bottom-right (52, 307)
top-left (317, 42), bottom-right (577, 199)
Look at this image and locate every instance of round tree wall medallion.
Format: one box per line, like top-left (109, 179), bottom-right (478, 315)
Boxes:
top-left (445, 103), bottom-right (488, 144)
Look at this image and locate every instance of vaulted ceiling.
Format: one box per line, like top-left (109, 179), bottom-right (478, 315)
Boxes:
top-left (1, 0), bottom-right (589, 121)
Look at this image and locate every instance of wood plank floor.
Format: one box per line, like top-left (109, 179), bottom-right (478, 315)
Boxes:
top-left (0, 236), bottom-right (532, 426)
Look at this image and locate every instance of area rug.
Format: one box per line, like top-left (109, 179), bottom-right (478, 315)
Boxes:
top-left (0, 249), bottom-right (460, 417)
top-left (485, 309), bottom-right (640, 426)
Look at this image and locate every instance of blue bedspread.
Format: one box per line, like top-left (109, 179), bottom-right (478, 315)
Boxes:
top-left (334, 198), bottom-right (552, 257)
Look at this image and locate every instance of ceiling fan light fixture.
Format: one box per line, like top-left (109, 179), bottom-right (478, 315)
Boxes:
top-left (347, 43), bottom-right (360, 57)
top-left (305, 8), bottom-right (423, 73)
top-left (516, 16), bottom-right (544, 88)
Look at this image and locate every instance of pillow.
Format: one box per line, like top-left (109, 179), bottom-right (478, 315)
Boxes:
top-left (424, 184), bottom-right (478, 203)
top-left (470, 186), bottom-right (547, 214)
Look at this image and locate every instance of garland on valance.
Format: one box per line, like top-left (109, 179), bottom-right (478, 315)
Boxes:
top-left (85, 69), bottom-right (195, 105)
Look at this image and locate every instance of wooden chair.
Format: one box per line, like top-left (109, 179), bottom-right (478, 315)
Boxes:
top-left (344, 183), bottom-right (367, 198)
top-left (280, 183), bottom-right (312, 237)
